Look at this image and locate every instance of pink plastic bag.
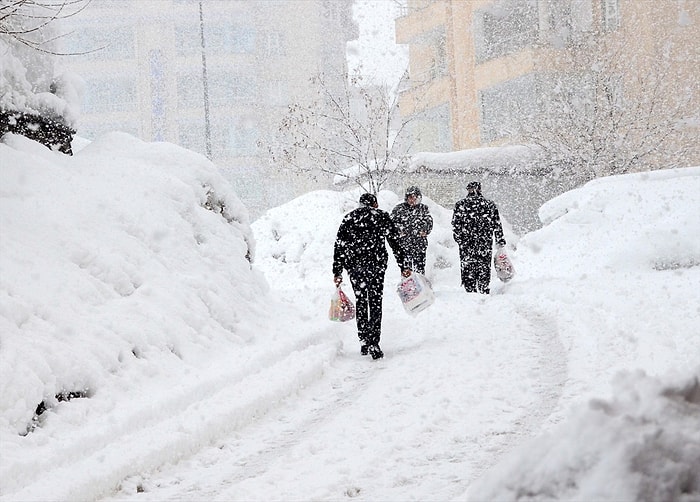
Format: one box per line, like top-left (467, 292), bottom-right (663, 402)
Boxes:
top-left (329, 286), bottom-right (355, 322)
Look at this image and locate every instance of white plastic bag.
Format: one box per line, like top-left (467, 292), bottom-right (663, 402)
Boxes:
top-left (329, 286), bottom-right (355, 322)
top-left (396, 272), bottom-right (435, 315)
top-left (494, 248), bottom-right (515, 282)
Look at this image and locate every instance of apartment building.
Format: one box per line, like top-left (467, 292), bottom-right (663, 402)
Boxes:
top-left (393, 0), bottom-right (698, 231)
top-left (57, 0), bottom-right (357, 216)
top-left (395, 0), bottom-right (699, 156)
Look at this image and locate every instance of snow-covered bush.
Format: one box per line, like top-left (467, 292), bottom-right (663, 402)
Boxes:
top-left (1, 1), bottom-right (83, 126)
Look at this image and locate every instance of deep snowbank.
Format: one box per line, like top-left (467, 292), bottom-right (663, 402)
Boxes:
top-left (0, 132), bottom-right (262, 436)
top-left (468, 370), bottom-right (700, 501)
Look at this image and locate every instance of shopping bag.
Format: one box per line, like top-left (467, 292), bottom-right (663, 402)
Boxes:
top-left (494, 248), bottom-right (515, 282)
top-left (329, 286), bottom-right (355, 322)
top-left (396, 272), bottom-right (435, 315)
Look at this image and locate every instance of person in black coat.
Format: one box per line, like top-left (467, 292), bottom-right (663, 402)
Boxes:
top-left (390, 186), bottom-right (433, 275)
top-left (451, 181), bottom-right (506, 294)
top-left (333, 193), bottom-right (411, 359)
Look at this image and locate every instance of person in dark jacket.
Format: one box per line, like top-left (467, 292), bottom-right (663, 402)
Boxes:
top-left (333, 193), bottom-right (411, 359)
top-left (390, 186), bottom-right (433, 275)
top-left (451, 181), bottom-right (506, 294)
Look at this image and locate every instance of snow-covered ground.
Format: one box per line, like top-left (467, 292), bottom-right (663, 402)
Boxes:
top-left (1, 133), bottom-right (699, 501)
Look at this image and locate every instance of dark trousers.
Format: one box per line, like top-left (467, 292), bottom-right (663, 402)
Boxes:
top-left (401, 240), bottom-right (427, 275)
top-left (459, 248), bottom-right (491, 294)
top-left (348, 266), bottom-right (386, 346)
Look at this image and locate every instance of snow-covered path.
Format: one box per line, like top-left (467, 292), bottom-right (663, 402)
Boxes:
top-left (97, 281), bottom-right (567, 501)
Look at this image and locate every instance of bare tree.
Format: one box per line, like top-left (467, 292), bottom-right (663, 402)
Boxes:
top-left (0, 0), bottom-right (91, 54)
top-left (267, 69), bottom-right (416, 194)
top-left (522, 34), bottom-right (698, 182)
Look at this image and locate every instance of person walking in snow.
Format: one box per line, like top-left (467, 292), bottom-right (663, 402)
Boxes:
top-left (452, 181), bottom-right (506, 294)
top-left (390, 186), bottom-right (433, 275)
top-left (333, 193), bottom-right (411, 360)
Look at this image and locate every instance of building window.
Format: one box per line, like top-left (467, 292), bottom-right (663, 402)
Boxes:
top-left (177, 73), bottom-right (204, 109)
top-left (474, 0), bottom-right (539, 62)
top-left (602, 0), bottom-right (620, 31)
top-left (267, 80), bottom-right (288, 106)
top-left (430, 32), bottom-right (448, 79)
top-left (414, 103), bottom-right (452, 152)
top-left (323, 0), bottom-right (343, 22)
top-left (209, 73), bottom-right (256, 105)
top-left (82, 77), bottom-right (137, 113)
top-left (212, 118), bottom-right (258, 156)
top-left (62, 25), bottom-right (136, 60)
top-left (207, 24), bottom-right (256, 54)
top-left (178, 120), bottom-right (206, 153)
top-left (539, 0), bottom-right (593, 46)
top-left (227, 122), bottom-right (258, 156)
top-left (175, 24), bottom-right (200, 57)
top-left (263, 30), bottom-right (285, 56)
top-left (479, 74), bottom-right (539, 143)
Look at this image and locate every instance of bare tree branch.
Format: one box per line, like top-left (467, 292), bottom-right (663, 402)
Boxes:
top-left (265, 68), bottom-right (417, 194)
top-left (0, 0), bottom-right (93, 55)
top-left (519, 32), bottom-right (697, 181)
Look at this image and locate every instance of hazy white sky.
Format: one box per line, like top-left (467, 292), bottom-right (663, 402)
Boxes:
top-left (347, 0), bottom-right (408, 86)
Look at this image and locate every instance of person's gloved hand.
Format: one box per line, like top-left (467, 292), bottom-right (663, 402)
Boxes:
top-left (401, 268), bottom-right (412, 278)
top-left (334, 276), bottom-right (343, 286)
top-left (497, 239), bottom-right (506, 247)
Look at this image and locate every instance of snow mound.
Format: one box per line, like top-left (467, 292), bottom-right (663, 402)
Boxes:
top-left (517, 166), bottom-right (700, 278)
top-left (467, 369), bottom-right (700, 502)
top-left (0, 132), bottom-right (262, 436)
top-left (468, 166), bottom-right (700, 502)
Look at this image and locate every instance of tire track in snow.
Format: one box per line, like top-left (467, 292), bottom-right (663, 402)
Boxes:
top-left (2, 331), bottom-right (342, 502)
top-left (105, 350), bottom-right (385, 501)
top-left (106, 290), bottom-right (571, 502)
top-left (518, 304), bottom-right (568, 429)
top-left (98, 289), bottom-right (569, 502)
top-left (458, 297), bottom-right (569, 495)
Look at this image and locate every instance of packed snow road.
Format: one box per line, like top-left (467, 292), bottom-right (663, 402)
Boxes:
top-left (96, 281), bottom-right (566, 502)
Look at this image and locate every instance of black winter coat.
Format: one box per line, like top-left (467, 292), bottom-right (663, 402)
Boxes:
top-left (452, 193), bottom-right (506, 257)
top-left (333, 206), bottom-right (407, 276)
top-left (390, 202), bottom-right (433, 251)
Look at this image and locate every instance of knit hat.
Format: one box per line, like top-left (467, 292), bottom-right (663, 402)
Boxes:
top-left (405, 186), bottom-right (421, 197)
top-left (359, 193), bottom-right (377, 207)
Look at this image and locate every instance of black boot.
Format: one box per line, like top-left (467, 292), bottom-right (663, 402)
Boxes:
top-left (368, 344), bottom-right (384, 360)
